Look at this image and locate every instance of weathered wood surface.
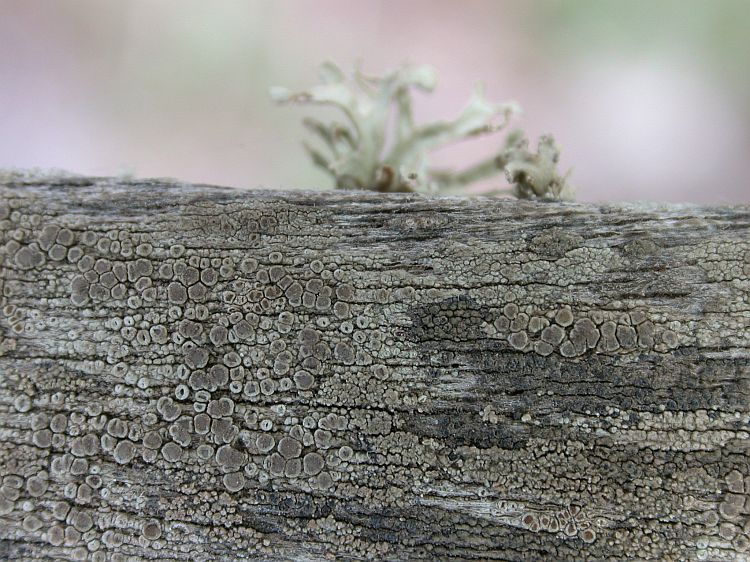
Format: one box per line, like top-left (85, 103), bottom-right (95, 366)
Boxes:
top-left (0, 172), bottom-right (749, 562)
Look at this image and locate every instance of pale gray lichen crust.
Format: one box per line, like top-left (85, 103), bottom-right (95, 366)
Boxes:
top-left (0, 175), bottom-right (748, 561)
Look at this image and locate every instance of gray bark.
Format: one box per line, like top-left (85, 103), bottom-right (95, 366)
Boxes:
top-left (0, 171), bottom-right (749, 561)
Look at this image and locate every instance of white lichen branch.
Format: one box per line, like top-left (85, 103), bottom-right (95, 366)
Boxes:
top-left (271, 61), bottom-right (574, 200)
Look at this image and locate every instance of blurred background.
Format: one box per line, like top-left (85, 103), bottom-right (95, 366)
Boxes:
top-left (0, 0), bottom-right (748, 203)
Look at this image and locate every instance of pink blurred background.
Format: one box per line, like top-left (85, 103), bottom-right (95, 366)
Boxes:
top-left (1, 0), bottom-right (748, 203)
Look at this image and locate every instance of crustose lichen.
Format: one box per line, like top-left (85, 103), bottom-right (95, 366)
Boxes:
top-left (271, 61), bottom-right (574, 200)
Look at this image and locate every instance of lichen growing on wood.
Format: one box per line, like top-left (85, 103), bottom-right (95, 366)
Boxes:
top-left (1, 175), bottom-right (749, 560)
top-left (271, 61), bottom-right (574, 200)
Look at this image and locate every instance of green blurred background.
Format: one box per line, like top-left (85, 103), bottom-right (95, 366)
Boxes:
top-left (1, 0), bottom-right (748, 202)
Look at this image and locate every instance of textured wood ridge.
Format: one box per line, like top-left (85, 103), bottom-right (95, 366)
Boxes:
top-left (0, 173), bottom-right (749, 561)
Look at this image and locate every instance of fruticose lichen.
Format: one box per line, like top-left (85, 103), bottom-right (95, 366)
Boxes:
top-left (271, 61), bottom-right (574, 200)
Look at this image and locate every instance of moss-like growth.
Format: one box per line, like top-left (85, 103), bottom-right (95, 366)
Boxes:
top-left (271, 61), bottom-right (574, 200)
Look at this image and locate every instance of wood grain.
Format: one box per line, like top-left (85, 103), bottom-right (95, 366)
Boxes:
top-left (0, 172), bottom-right (749, 561)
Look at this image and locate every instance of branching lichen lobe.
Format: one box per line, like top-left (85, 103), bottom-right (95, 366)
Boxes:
top-left (272, 62), bottom-right (575, 200)
top-left (0, 174), bottom-right (748, 561)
